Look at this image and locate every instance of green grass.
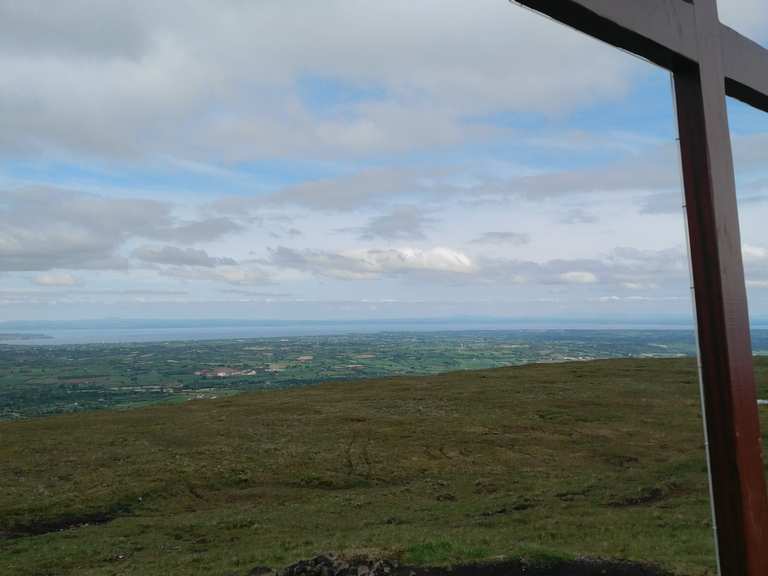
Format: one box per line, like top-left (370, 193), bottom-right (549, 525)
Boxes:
top-left (3, 357), bottom-right (768, 575)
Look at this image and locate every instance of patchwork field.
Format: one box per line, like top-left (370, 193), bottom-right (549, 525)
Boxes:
top-left (0, 330), bottom-right (705, 419)
top-left (3, 358), bottom-right (768, 575)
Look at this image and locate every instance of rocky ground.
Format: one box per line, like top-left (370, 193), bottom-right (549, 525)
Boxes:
top-left (250, 555), bottom-right (672, 576)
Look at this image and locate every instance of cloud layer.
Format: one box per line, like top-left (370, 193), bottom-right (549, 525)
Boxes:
top-left (2, 1), bottom-right (768, 321)
top-left (0, 188), bottom-right (240, 271)
top-left (0, 0), bottom-right (646, 161)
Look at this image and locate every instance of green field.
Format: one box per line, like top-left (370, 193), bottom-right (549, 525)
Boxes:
top-left (0, 330), bottom-right (701, 419)
top-left (3, 358), bottom-right (768, 575)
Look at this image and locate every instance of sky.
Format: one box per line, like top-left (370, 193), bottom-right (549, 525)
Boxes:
top-left (2, 0), bottom-right (768, 323)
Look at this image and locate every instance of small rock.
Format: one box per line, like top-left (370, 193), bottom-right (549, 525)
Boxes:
top-left (276, 555), bottom-right (398, 576)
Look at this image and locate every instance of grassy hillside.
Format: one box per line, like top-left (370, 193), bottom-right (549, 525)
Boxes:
top-left (3, 358), bottom-right (768, 575)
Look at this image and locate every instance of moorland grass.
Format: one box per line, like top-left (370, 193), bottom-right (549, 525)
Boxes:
top-left (3, 357), bottom-right (768, 575)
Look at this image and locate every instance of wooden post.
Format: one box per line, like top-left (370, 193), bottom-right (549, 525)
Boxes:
top-left (510, 1), bottom-right (768, 572)
top-left (674, 2), bottom-right (768, 572)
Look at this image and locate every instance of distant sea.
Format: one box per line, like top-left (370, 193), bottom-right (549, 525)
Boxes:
top-left (0, 317), bottom-right (752, 346)
top-left (0, 324), bottom-right (456, 345)
top-left (2, 317), bottom-right (768, 347)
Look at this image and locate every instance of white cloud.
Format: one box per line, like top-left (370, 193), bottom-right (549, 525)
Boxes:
top-left (473, 246), bottom-right (688, 290)
top-left (133, 245), bottom-right (237, 268)
top-left (32, 272), bottom-right (78, 287)
top-left (560, 208), bottom-right (599, 225)
top-left (343, 206), bottom-right (434, 241)
top-left (0, 188), bottom-right (241, 271)
top-left (718, 0), bottom-right (768, 37)
top-left (213, 167), bottom-right (430, 213)
top-left (269, 246), bottom-right (475, 280)
top-left (0, 288), bottom-right (189, 305)
top-left (265, 244), bottom-right (688, 293)
top-left (210, 138), bottom-right (684, 216)
top-left (163, 265), bottom-right (271, 286)
top-left (621, 281), bottom-right (659, 291)
top-left (559, 271), bottom-right (599, 285)
top-left (743, 244), bottom-right (768, 262)
top-left (471, 231), bottom-right (530, 245)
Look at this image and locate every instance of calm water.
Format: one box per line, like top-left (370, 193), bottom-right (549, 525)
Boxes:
top-left (0, 319), bottom-right (703, 346)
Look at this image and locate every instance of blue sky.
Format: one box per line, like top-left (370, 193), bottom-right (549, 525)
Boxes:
top-left (1, 0), bottom-right (768, 323)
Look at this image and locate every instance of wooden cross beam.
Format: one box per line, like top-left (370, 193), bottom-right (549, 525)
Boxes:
top-left (510, 1), bottom-right (768, 574)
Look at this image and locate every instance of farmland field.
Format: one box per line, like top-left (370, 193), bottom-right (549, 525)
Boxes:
top-left (0, 329), bottom-right (717, 420)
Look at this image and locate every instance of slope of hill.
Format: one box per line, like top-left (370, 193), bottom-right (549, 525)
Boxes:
top-left (3, 358), bottom-right (767, 575)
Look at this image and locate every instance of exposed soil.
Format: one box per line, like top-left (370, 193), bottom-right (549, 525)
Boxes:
top-left (0, 509), bottom-right (124, 540)
top-left (608, 487), bottom-right (667, 508)
top-left (254, 554), bottom-right (673, 576)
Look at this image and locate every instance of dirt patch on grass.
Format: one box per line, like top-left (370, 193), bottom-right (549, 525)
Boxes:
top-left (259, 555), bottom-right (672, 576)
top-left (399, 560), bottom-right (670, 576)
top-left (608, 487), bottom-right (667, 508)
top-left (0, 509), bottom-right (127, 540)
